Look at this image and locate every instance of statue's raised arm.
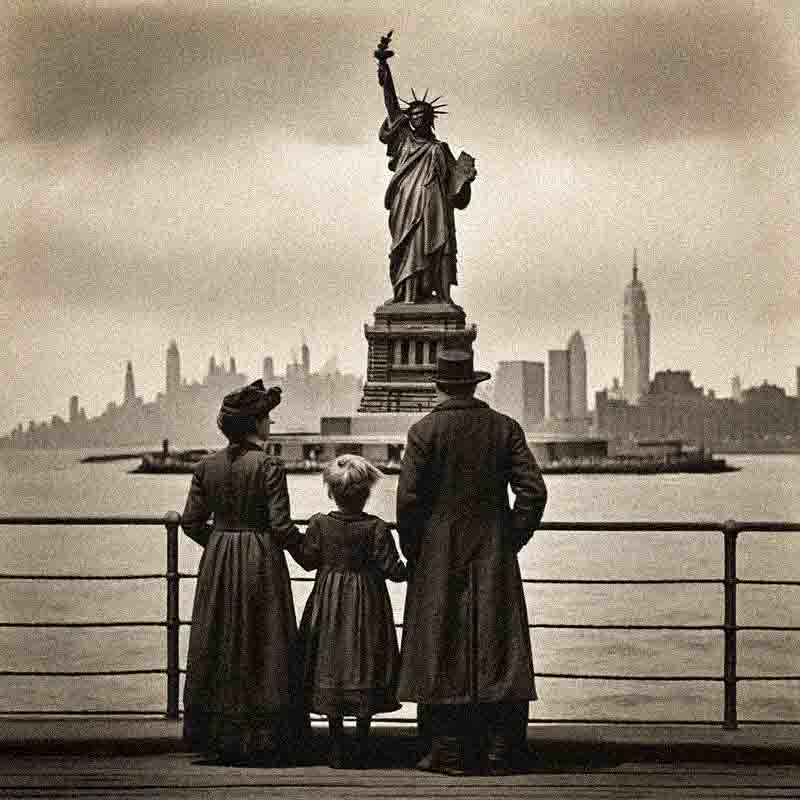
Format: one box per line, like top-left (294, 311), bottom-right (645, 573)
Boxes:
top-left (375, 31), bottom-right (401, 121)
top-left (374, 31), bottom-right (476, 305)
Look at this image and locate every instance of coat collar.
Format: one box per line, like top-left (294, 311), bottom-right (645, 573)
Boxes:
top-left (432, 396), bottom-right (489, 412)
top-left (233, 436), bottom-right (267, 452)
top-left (329, 509), bottom-right (369, 522)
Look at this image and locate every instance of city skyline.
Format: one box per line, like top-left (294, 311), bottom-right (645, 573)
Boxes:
top-left (3, 0), bottom-right (799, 432)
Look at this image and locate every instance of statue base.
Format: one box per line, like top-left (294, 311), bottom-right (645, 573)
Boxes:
top-left (358, 300), bottom-right (478, 414)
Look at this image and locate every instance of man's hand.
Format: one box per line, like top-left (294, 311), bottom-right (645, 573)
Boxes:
top-left (377, 61), bottom-right (389, 86)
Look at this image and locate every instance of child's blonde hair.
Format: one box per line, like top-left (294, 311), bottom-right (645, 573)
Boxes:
top-left (323, 454), bottom-right (382, 511)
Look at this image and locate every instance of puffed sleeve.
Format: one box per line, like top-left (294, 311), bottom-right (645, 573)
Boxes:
top-left (263, 459), bottom-right (303, 557)
top-left (507, 419), bottom-right (548, 552)
top-left (370, 518), bottom-right (407, 582)
top-left (181, 461), bottom-right (213, 548)
top-left (294, 514), bottom-right (323, 572)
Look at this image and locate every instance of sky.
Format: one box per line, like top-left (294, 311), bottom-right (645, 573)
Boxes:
top-left (2, 0), bottom-right (799, 432)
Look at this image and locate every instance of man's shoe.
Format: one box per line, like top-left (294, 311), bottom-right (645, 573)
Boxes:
top-left (329, 735), bottom-right (348, 769)
top-left (416, 736), bottom-right (467, 776)
top-left (484, 734), bottom-right (516, 776)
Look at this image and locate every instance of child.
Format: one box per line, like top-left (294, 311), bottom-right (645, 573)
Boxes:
top-left (297, 454), bottom-right (407, 768)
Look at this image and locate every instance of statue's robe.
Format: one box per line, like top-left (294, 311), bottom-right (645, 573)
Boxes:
top-left (380, 116), bottom-right (469, 301)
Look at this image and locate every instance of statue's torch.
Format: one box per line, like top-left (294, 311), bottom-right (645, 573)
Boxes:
top-left (374, 30), bottom-right (394, 86)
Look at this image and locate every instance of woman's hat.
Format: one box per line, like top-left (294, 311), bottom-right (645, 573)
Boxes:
top-left (433, 349), bottom-right (491, 386)
top-left (218, 379), bottom-right (282, 423)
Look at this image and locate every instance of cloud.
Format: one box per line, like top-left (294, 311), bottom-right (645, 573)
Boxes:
top-left (463, 0), bottom-right (799, 145)
top-left (6, 0), bottom-right (385, 147)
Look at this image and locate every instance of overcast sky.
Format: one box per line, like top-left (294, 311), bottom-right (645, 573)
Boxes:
top-left (2, 0), bottom-right (799, 431)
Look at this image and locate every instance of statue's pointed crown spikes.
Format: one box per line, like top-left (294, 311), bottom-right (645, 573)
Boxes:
top-left (402, 88), bottom-right (448, 115)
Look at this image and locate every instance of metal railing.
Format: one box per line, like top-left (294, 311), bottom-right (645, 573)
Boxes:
top-left (0, 515), bottom-right (799, 728)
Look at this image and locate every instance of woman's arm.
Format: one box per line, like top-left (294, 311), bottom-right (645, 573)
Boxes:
top-left (263, 460), bottom-right (303, 557)
top-left (181, 463), bottom-right (212, 547)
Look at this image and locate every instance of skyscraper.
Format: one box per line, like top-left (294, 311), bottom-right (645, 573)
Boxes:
top-left (124, 361), bottom-right (136, 405)
top-left (567, 330), bottom-right (587, 419)
top-left (549, 331), bottom-right (589, 422)
top-left (623, 249), bottom-right (651, 404)
top-left (494, 361), bottom-right (545, 430)
top-left (166, 340), bottom-right (181, 395)
top-left (548, 349), bottom-right (570, 420)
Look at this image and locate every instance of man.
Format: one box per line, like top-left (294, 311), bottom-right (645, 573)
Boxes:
top-left (396, 349), bottom-right (548, 775)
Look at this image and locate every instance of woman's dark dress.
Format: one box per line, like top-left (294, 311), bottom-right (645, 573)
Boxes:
top-left (181, 440), bottom-right (304, 759)
top-left (298, 511), bottom-right (407, 717)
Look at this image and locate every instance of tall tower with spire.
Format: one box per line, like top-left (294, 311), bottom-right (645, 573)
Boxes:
top-left (124, 361), bottom-right (136, 406)
top-left (166, 340), bottom-right (181, 395)
top-left (623, 249), bottom-right (651, 404)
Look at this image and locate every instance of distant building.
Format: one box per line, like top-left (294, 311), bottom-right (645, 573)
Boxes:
top-left (2, 339), bottom-right (362, 449)
top-left (548, 330), bottom-right (588, 424)
top-left (548, 349), bottom-right (570, 420)
top-left (731, 375), bottom-right (742, 403)
top-left (494, 361), bottom-right (545, 431)
top-left (124, 361), bottom-right (136, 406)
top-left (623, 249), bottom-right (651, 404)
top-left (567, 330), bottom-right (587, 419)
top-left (166, 340), bottom-right (181, 395)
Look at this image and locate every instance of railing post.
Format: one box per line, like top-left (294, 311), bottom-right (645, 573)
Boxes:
top-left (165, 511), bottom-right (181, 720)
top-left (722, 519), bottom-right (739, 730)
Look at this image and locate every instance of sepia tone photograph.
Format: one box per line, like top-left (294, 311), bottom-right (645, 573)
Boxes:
top-left (1, 0), bottom-right (800, 796)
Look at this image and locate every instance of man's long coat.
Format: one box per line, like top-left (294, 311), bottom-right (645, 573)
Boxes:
top-left (396, 396), bottom-right (548, 705)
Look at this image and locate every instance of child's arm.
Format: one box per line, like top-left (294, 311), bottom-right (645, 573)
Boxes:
top-left (293, 514), bottom-right (323, 571)
top-left (371, 519), bottom-right (408, 582)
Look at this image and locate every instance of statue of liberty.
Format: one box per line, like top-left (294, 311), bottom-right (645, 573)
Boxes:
top-left (375, 32), bottom-right (477, 304)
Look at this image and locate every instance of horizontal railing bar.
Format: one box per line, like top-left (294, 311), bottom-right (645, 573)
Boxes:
top-left (0, 670), bottom-right (165, 676)
top-left (1, 711), bottom-right (798, 725)
top-left (0, 622), bottom-right (164, 628)
top-left (531, 623), bottom-right (723, 630)
top-left (738, 625), bottom-right (800, 631)
top-left (527, 718), bottom-right (741, 725)
top-left (521, 578), bottom-right (721, 584)
top-left (0, 516), bottom-right (173, 525)
top-left (0, 574), bottom-right (164, 581)
top-left (0, 515), bottom-right (798, 531)
top-left (4, 620), bottom-right (795, 633)
top-left (535, 672), bottom-right (722, 681)
top-left (737, 676), bottom-right (800, 681)
top-left (738, 580), bottom-right (800, 586)
top-left (539, 522), bottom-right (800, 533)
top-left (0, 710), bottom-right (169, 716)
top-left (0, 574), bottom-right (740, 585)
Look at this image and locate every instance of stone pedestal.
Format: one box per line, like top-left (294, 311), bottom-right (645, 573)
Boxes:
top-left (358, 301), bottom-right (478, 413)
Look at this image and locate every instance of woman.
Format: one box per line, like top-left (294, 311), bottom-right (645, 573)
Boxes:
top-left (181, 379), bottom-right (305, 765)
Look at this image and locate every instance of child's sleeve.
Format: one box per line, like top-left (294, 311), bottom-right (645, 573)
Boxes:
top-left (294, 514), bottom-right (323, 571)
top-left (371, 519), bottom-right (408, 582)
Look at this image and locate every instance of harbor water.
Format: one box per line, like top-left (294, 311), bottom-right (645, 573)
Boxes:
top-left (1, 449), bottom-right (799, 722)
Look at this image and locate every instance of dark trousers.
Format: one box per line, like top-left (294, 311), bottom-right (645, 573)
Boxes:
top-left (418, 702), bottom-right (528, 745)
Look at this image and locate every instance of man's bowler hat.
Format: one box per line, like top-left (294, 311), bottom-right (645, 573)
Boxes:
top-left (433, 349), bottom-right (491, 386)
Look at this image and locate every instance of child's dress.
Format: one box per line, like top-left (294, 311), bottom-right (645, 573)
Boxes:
top-left (298, 510), bottom-right (407, 717)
